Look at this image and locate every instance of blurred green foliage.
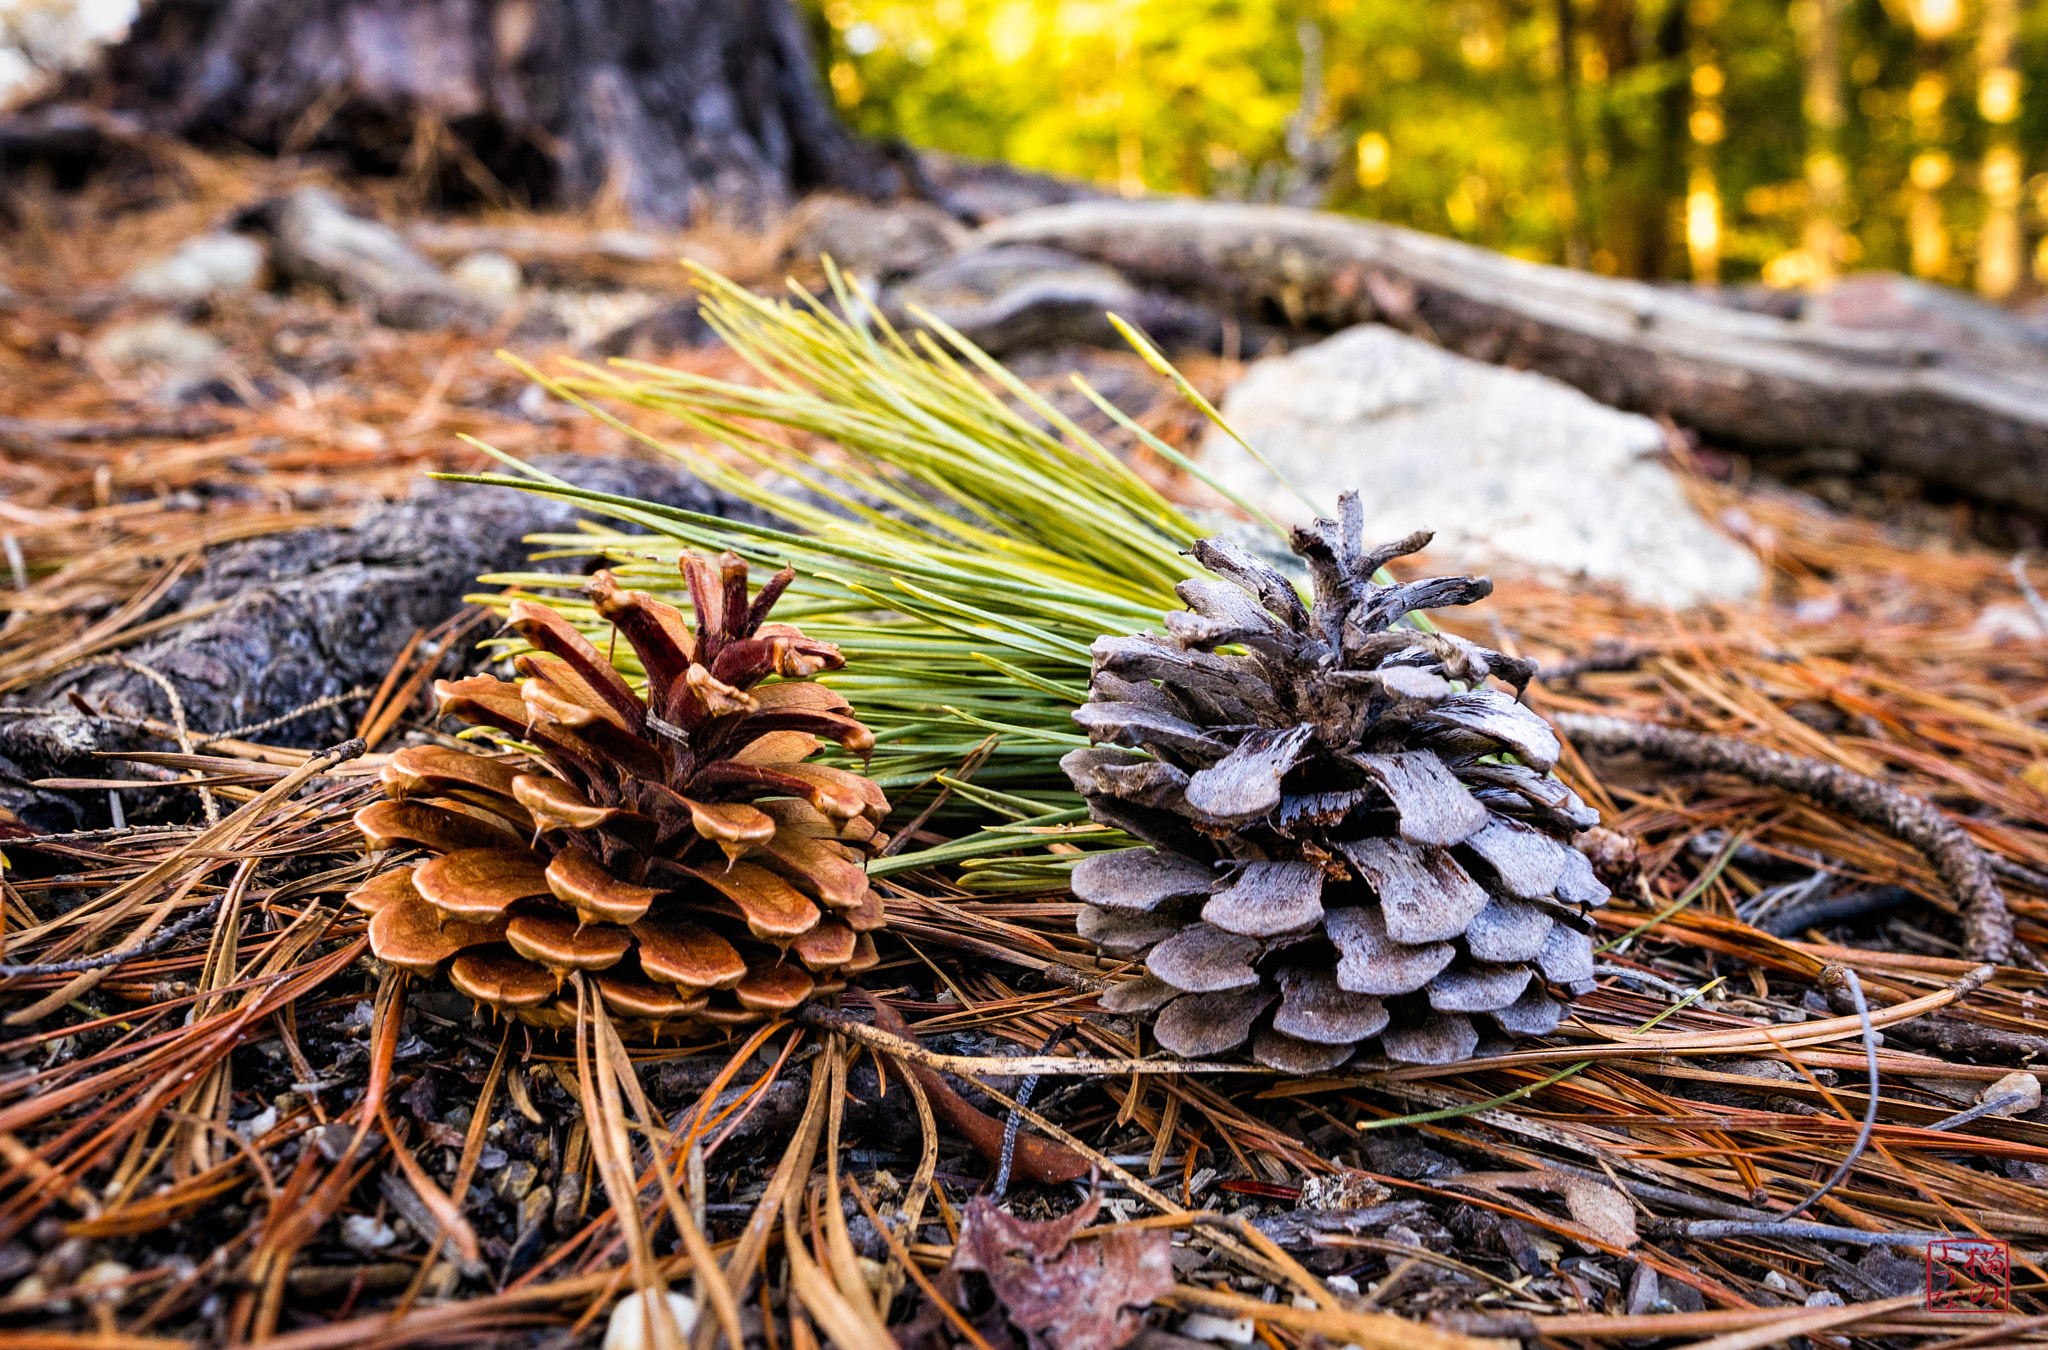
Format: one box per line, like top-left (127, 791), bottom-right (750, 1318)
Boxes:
top-left (806, 0), bottom-right (2048, 289)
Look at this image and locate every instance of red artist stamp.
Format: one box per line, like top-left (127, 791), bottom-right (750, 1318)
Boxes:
top-left (1927, 1238), bottom-right (2011, 1312)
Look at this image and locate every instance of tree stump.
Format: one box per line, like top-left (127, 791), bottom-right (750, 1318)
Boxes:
top-left (65, 0), bottom-right (902, 224)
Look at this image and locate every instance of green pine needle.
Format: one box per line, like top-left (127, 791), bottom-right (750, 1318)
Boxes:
top-left (437, 263), bottom-right (1290, 875)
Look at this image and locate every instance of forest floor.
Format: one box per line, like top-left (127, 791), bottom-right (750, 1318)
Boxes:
top-left (1, 155), bottom-right (2046, 1349)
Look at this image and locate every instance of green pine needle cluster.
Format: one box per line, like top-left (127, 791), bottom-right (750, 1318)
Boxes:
top-left (441, 265), bottom-right (1297, 887)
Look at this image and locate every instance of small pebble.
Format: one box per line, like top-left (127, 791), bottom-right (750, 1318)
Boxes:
top-left (1982, 1070), bottom-right (2042, 1116)
top-left (236, 1106), bottom-right (278, 1142)
top-left (340, 1215), bottom-right (396, 1253)
top-left (498, 1160), bottom-right (538, 1201)
top-left (9, 1273), bottom-right (58, 1310)
top-left (78, 1260), bottom-right (132, 1305)
top-left (603, 1289), bottom-right (698, 1350)
top-left (1177, 1313), bottom-right (1256, 1345)
top-left (519, 1185), bottom-right (553, 1237)
top-left (450, 250), bottom-right (524, 305)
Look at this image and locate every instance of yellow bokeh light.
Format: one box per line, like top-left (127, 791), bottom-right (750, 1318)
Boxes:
top-left (1762, 249), bottom-right (1822, 289)
top-left (1908, 74), bottom-right (1947, 122)
top-left (829, 61), bottom-right (863, 107)
top-left (1984, 145), bottom-right (2022, 199)
top-left (1356, 131), bottom-right (1390, 188)
top-left (1910, 150), bottom-right (1952, 190)
top-left (1980, 69), bottom-right (2021, 123)
top-left (1908, 0), bottom-right (1963, 39)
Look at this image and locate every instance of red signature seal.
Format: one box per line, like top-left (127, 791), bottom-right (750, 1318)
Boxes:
top-left (1927, 1239), bottom-right (2011, 1312)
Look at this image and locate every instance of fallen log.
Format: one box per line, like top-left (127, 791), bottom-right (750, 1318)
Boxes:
top-left (979, 199), bottom-right (2048, 516)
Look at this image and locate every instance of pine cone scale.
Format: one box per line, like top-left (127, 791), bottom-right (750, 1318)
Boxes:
top-left (1336, 838), bottom-right (1490, 944)
top-left (1156, 988), bottom-right (1275, 1056)
top-left (1352, 750), bottom-right (1489, 846)
top-left (414, 848), bottom-right (551, 921)
top-left (1183, 724), bottom-right (1316, 823)
top-left (506, 913), bottom-right (632, 970)
top-left (356, 799), bottom-right (520, 854)
top-left (1272, 967), bottom-right (1388, 1044)
top-left (1199, 860), bottom-right (1324, 937)
top-left (1145, 924), bottom-right (1260, 992)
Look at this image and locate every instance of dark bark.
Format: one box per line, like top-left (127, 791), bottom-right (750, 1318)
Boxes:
top-left (58, 0), bottom-right (901, 225)
top-left (980, 198), bottom-right (2048, 518)
top-left (0, 457), bottom-right (764, 834)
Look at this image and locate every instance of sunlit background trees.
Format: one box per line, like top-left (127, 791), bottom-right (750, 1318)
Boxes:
top-left (809, 0), bottom-right (2048, 296)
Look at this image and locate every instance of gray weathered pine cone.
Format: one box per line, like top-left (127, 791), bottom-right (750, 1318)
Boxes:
top-left (1060, 493), bottom-right (1608, 1071)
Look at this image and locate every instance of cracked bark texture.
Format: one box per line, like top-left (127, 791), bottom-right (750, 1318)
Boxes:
top-left (0, 458), bottom-right (764, 834)
top-left (71, 0), bottom-right (900, 226)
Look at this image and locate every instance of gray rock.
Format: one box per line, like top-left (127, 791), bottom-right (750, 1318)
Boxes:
top-left (524, 290), bottom-right (666, 350)
top-left (123, 232), bottom-right (267, 302)
top-left (88, 315), bottom-right (223, 375)
top-left (265, 187), bottom-right (490, 330)
top-left (88, 316), bottom-right (227, 401)
top-left (887, 245), bottom-right (1227, 356)
top-left (788, 193), bottom-right (967, 280)
top-left (597, 296), bottom-right (720, 357)
top-left (1199, 324), bottom-right (1763, 608)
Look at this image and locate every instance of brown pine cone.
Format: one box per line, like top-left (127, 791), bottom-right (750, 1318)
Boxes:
top-left (348, 551), bottom-right (889, 1037)
top-left (1061, 494), bottom-right (1607, 1070)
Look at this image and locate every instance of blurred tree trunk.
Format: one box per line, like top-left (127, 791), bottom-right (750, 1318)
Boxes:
top-left (1905, 0), bottom-right (1959, 280)
top-left (1646, 0), bottom-right (1688, 279)
top-left (78, 0), bottom-right (903, 226)
top-left (1589, 0), bottom-right (1646, 276)
top-left (1795, 0), bottom-right (1846, 286)
top-left (1977, 0), bottom-right (2024, 298)
top-left (1553, 0), bottom-right (1591, 268)
top-left (1684, 2), bottom-right (1723, 285)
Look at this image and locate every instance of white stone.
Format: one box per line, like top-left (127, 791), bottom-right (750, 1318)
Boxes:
top-left (1972, 601), bottom-right (2046, 643)
top-left (1176, 1313), bottom-right (1256, 1344)
top-left (124, 232), bottom-right (266, 301)
top-left (234, 1105), bottom-right (278, 1141)
top-left (449, 250), bottom-right (525, 304)
top-left (603, 1288), bottom-right (699, 1350)
top-left (1982, 1069), bottom-right (2042, 1116)
top-left (78, 1260), bottom-right (133, 1305)
top-left (341, 1214), bottom-right (396, 1253)
top-left (1200, 324), bottom-right (1763, 608)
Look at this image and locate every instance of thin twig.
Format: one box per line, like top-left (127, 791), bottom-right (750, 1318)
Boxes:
top-left (1775, 967), bottom-right (1877, 1223)
top-left (0, 890), bottom-right (229, 976)
top-left (1923, 1090), bottom-right (2032, 1133)
top-left (198, 687), bottom-right (378, 746)
top-left (994, 1023), bottom-right (1073, 1199)
top-left (1662, 1219), bottom-right (1965, 1247)
top-left (1555, 711), bottom-right (2015, 963)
